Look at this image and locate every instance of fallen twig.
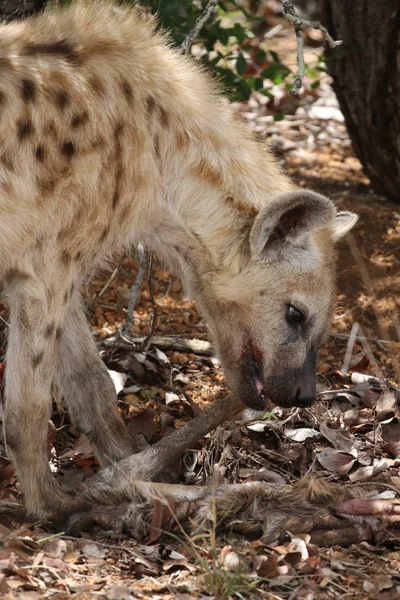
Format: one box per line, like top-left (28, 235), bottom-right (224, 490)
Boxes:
top-left (281, 0), bottom-right (342, 96)
top-left (330, 332), bottom-right (400, 347)
top-left (120, 243), bottom-right (148, 340)
top-left (101, 333), bottom-right (213, 355)
top-left (95, 266), bottom-right (119, 299)
top-left (140, 253), bottom-right (159, 352)
top-left (341, 321), bottom-right (359, 375)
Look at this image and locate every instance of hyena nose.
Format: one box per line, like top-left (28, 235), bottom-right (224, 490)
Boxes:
top-left (294, 388), bottom-right (315, 408)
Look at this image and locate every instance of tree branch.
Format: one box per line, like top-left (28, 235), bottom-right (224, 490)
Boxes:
top-left (120, 243), bottom-right (148, 340)
top-left (140, 253), bottom-right (159, 352)
top-left (181, 0), bottom-right (219, 55)
top-left (281, 0), bottom-right (342, 96)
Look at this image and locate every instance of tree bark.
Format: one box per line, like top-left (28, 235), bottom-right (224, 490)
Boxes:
top-left (320, 1), bottom-right (400, 202)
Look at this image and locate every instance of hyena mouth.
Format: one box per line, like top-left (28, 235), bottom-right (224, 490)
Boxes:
top-left (239, 343), bottom-right (267, 410)
top-left (251, 344), bottom-right (265, 399)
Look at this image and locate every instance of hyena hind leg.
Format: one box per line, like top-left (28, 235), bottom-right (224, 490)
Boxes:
top-left (55, 297), bottom-right (133, 466)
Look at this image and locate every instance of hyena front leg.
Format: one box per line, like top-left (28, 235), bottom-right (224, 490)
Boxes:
top-left (56, 296), bottom-right (133, 466)
top-left (3, 275), bottom-right (72, 518)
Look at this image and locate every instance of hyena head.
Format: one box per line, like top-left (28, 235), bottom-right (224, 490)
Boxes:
top-left (186, 191), bottom-right (357, 410)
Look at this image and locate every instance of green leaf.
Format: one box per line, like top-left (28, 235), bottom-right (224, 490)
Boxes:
top-left (238, 78), bottom-right (252, 100)
top-left (261, 64), bottom-right (282, 80)
top-left (232, 22), bottom-right (248, 44)
top-left (269, 49), bottom-right (280, 63)
top-left (260, 88), bottom-right (273, 98)
top-left (255, 47), bottom-right (266, 63)
top-left (273, 113), bottom-right (285, 121)
top-left (236, 53), bottom-right (247, 76)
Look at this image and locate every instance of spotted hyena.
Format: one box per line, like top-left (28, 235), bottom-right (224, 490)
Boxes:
top-left (0, 1), bottom-right (356, 520)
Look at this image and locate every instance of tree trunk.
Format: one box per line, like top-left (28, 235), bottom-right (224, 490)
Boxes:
top-left (320, 1), bottom-right (400, 202)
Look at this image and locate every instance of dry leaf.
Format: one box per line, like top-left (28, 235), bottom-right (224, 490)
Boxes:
top-left (317, 448), bottom-right (356, 474)
top-left (376, 390), bottom-right (397, 421)
top-left (284, 428), bottom-right (319, 442)
top-left (382, 419), bottom-right (400, 442)
top-left (106, 585), bottom-right (131, 600)
top-left (108, 370), bottom-right (127, 395)
top-left (319, 422), bottom-right (355, 452)
top-left (165, 392), bottom-right (180, 405)
top-left (127, 409), bottom-right (156, 440)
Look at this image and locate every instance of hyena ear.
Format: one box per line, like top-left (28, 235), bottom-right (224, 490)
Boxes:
top-left (250, 190), bottom-right (335, 260)
top-left (331, 211), bottom-right (358, 241)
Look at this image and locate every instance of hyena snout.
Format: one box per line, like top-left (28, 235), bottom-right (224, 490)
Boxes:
top-left (266, 350), bottom-right (318, 409)
top-left (237, 346), bottom-right (318, 410)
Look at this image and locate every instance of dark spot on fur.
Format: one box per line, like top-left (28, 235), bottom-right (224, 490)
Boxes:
top-left (121, 80), bottom-right (133, 104)
top-left (112, 188), bottom-right (120, 210)
top-left (61, 141), bottom-right (75, 157)
top-left (99, 227), bottom-right (109, 243)
top-left (191, 159), bottom-right (224, 188)
top-left (63, 290), bottom-right (68, 303)
top-left (22, 41), bottom-right (81, 64)
top-left (0, 152), bottom-right (14, 171)
top-left (37, 176), bottom-right (56, 195)
top-left (60, 250), bottom-right (71, 265)
top-left (35, 145), bottom-right (45, 163)
top-left (70, 282), bottom-right (75, 296)
top-left (74, 251), bottom-right (82, 261)
top-left (118, 204), bottom-right (131, 225)
top-left (224, 195), bottom-right (258, 218)
top-left (176, 131), bottom-right (189, 150)
top-left (32, 351), bottom-right (44, 368)
top-left (35, 237), bottom-right (43, 251)
top-left (5, 268), bottom-right (30, 284)
top-left (71, 111), bottom-right (89, 128)
top-left (56, 326), bottom-right (62, 341)
top-left (0, 90), bottom-right (6, 106)
top-left (88, 74), bottom-right (105, 96)
top-left (21, 78), bottom-right (36, 103)
top-left (17, 118), bottom-right (33, 141)
top-left (44, 323), bottom-right (55, 338)
top-left (57, 227), bottom-right (71, 242)
top-left (54, 89), bottom-right (70, 112)
top-left (146, 95), bottom-right (156, 114)
top-left (154, 134), bottom-right (160, 158)
top-left (91, 136), bottom-right (105, 150)
top-left (159, 106), bottom-right (169, 128)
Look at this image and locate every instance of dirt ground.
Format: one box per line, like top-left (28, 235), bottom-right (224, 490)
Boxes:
top-left (1, 10), bottom-right (400, 600)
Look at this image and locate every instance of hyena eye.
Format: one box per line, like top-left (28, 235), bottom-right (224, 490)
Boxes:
top-left (286, 305), bottom-right (305, 327)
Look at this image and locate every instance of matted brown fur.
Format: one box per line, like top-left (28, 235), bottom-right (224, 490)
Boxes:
top-left (0, 1), bottom-right (356, 521)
